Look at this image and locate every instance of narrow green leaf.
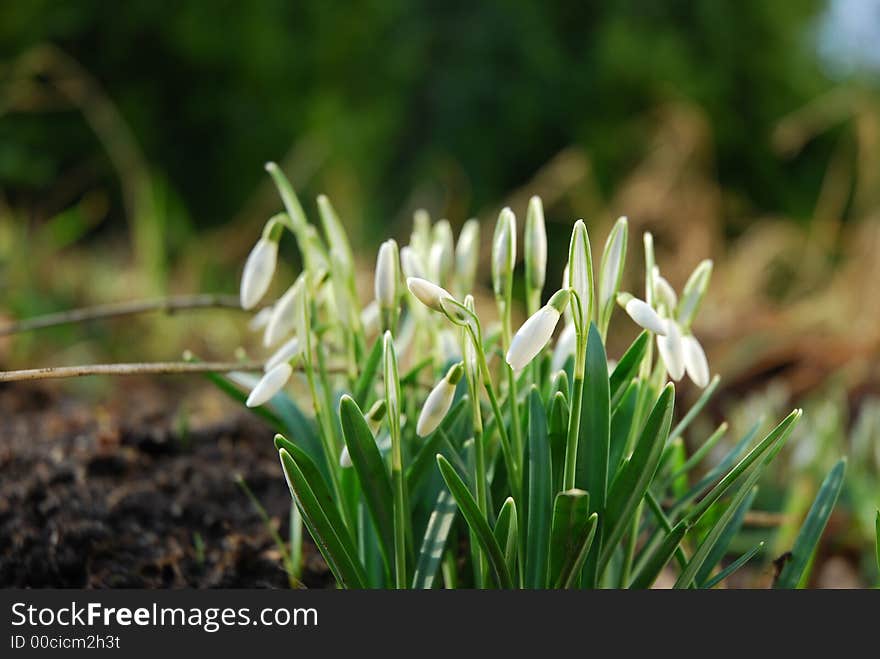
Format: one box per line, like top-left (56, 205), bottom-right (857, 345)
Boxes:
top-left (278, 448), bottom-right (366, 588)
top-left (412, 489), bottom-right (457, 589)
top-left (494, 497), bottom-right (518, 580)
top-left (354, 337), bottom-right (383, 406)
top-left (436, 455), bottom-right (512, 588)
top-left (875, 510), bottom-right (880, 576)
top-left (629, 520), bottom-right (689, 589)
top-left (576, 323), bottom-right (611, 514)
top-left (664, 422), bottom-right (728, 485)
top-left (775, 459), bottom-right (846, 589)
top-left (703, 542), bottom-right (764, 589)
top-left (609, 381), bottom-right (639, 478)
top-left (338, 395), bottom-right (395, 571)
top-left (526, 388), bottom-right (552, 588)
top-left (695, 487), bottom-right (757, 586)
top-left (549, 490), bottom-right (598, 588)
top-left (548, 391), bottom-right (568, 493)
top-left (668, 374), bottom-right (720, 441)
top-left (609, 330), bottom-right (648, 406)
top-left (600, 383), bottom-right (675, 571)
top-left (406, 396), bottom-right (468, 493)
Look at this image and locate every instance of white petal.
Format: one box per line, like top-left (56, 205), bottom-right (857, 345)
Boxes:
top-left (455, 219), bottom-right (480, 292)
top-left (263, 278), bottom-right (303, 347)
top-left (525, 196), bottom-right (547, 292)
top-left (568, 220), bottom-right (592, 321)
top-left (264, 336), bottom-right (301, 372)
top-left (551, 322), bottom-right (577, 373)
top-left (653, 268), bottom-right (678, 312)
top-left (417, 380), bottom-right (456, 437)
top-left (374, 240), bottom-right (399, 308)
top-left (506, 306), bottom-right (561, 371)
top-left (682, 334), bottom-right (710, 388)
top-left (339, 445), bottom-right (353, 468)
top-left (240, 238), bottom-right (278, 310)
top-left (406, 277), bottom-right (453, 312)
top-left (400, 246), bottom-right (425, 280)
top-left (248, 305), bottom-right (274, 332)
top-left (625, 298), bottom-right (667, 335)
top-left (246, 362), bottom-right (292, 407)
top-left (656, 319), bottom-right (685, 381)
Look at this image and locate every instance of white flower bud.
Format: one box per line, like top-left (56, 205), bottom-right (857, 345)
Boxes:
top-left (525, 196), bottom-right (547, 295)
top-left (567, 220), bottom-right (593, 326)
top-left (432, 219), bottom-right (455, 284)
top-left (246, 362), bottom-right (292, 407)
top-left (455, 219), bottom-right (480, 294)
top-left (656, 319), bottom-right (685, 381)
top-left (492, 207), bottom-right (516, 299)
top-left (375, 239), bottom-right (400, 309)
top-left (316, 194), bottom-right (353, 274)
top-left (263, 276), bottom-right (305, 347)
top-left (400, 245), bottom-right (425, 280)
top-left (624, 297), bottom-right (667, 335)
top-left (240, 237), bottom-right (278, 310)
top-left (682, 334), bottom-right (710, 388)
top-left (416, 363), bottom-right (463, 437)
top-left (264, 336), bottom-right (301, 372)
top-left (506, 295), bottom-right (566, 371)
top-left (599, 217), bottom-right (628, 326)
top-left (406, 277), bottom-right (454, 313)
top-left (248, 305), bottom-right (274, 332)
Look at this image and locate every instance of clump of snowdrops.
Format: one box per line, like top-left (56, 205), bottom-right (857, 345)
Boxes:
top-left (231, 162), bottom-right (844, 589)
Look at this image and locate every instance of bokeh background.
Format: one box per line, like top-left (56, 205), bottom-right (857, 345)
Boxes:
top-left (1, 0), bottom-right (879, 586)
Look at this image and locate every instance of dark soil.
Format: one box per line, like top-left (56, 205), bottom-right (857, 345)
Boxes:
top-left (0, 380), bottom-right (330, 588)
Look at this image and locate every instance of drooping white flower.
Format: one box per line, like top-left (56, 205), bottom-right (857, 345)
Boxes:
top-left (264, 336), bottom-right (301, 372)
top-left (375, 239), bottom-right (399, 309)
top-left (246, 362), bottom-right (292, 407)
top-left (624, 297), bottom-right (667, 335)
top-left (416, 363), bottom-right (464, 437)
top-left (406, 277), bottom-right (454, 313)
top-left (240, 237), bottom-right (278, 310)
top-left (263, 277), bottom-right (305, 347)
top-left (656, 318), bottom-right (685, 381)
top-left (682, 334), bottom-right (710, 388)
top-left (506, 289), bottom-right (569, 371)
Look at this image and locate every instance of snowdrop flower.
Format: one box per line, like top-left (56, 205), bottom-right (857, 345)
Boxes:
top-left (432, 220), bottom-right (455, 284)
top-left (417, 362), bottom-right (464, 437)
top-left (656, 318), bottom-right (685, 381)
top-left (682, 334), bottom-right (710, 388)
top-left (455, 219), bottom-right (480, 294)
top-left (248, 305), bottom-right (274, 332)
top-left (525, 196), bottom-right (547, 298)
top-left (567, 220), bottom-right (593, 327)
top-left (264, 336), bottom-right (301, 372)
top-left (621, 294), bottom-right (667, 335)
top-left (246, 362), bottom-right (292, 407)
top-left (375, 239), bottom-right (400, 309)
top-left (240, 237), bottom-right (278, 310)
top-left (551, 321), bottom-right (577, 373)
top-left (492, 207), bottom-right (516, 300)
top-left (406, 277), bottom-right (454, 313)
top-left (400, 245), bottom-right (426, 280)
top-left (506, 289), bottom-right (570, 371)
top-left (263, 276), bottom-right (305, 347)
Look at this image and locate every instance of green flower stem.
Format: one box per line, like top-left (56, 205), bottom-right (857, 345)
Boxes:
top-left (389, 418), bottom-right (408, 588)
top-left (563, 291), bottom-right (587, 491)
top-left (500, 300), bottom-right (524, 479)
top-left (618, 500), bottom-right (643, 587)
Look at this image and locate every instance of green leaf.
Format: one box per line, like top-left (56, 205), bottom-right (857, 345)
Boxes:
top-left (875, 510), bottom-right (880, 577)
top-left (609, 330), bottom-right (648, 406)
top-left (406, 397), bottom-right (468, 493)
top-left (609, 381), bottom-right (638, 478)
top-left (549, 490), bottom-right (598, 588)
top-left (278, 447), bottom-right (366, 588)
top-left (526, 388), bottom-right (552, 588)
top-left (775, 459), bottom-right (846, 589)
top-left (703, 542), bottom-right (764, 589)
top-left (629, 520), bottom-right (689, 589)
top-left (576, 323), bottom-right (611, 514)
top-left (412, 489), bottom-right (457, 589)
top-left (436, 455), bottom-right (513, 588)
top-left (494, 497), bottom-right (519, 580)
top-left (600, 383), bottom-right (675, 571)
top-left (338, 395), bottom-right (395, 572)
top-left (548, 391), bottom-right (569, 493)
top-left (354, 337), bottom-right (383, 406)
top-left (695, 486), bottom-right (757, 586)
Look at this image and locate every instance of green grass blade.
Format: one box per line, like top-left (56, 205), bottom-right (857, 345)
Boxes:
top-left (775, 458), bottom-right (846, 589)
top-left (576, 323), bottom-right (611, 510)
top-left (609, 330), bottom-right (648, 407)
top-left (629, 520), bottom-right (689, 589)
top-left (338, 395), bottom-right (395, 571)
top-left (703, 542), bottom-right (764, 589)
top-left (278, 447), bottom-right (367, 588)
top-left (353, 337), bottom-right (383, 406)
top-left (412, 489), bottom-right (457, 589)
top-left (684, 410), bottom-right (801, 525)
top-left (526, 388), bottom-right (552, 588)
top-left (694, 486), bottom-right (757, 586)
top-left (436, 455), bottom-right (512, 588)
top-left (664, 422), bottom-right (728, 485)
top-left (600, 383), bottom-right (675, 571)
top-left (609, 381), bottom-right (638, 478)
top-left (549, 489), bottom-right (597, 588)
top-left (494, 497), bottom-right (519, 581)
